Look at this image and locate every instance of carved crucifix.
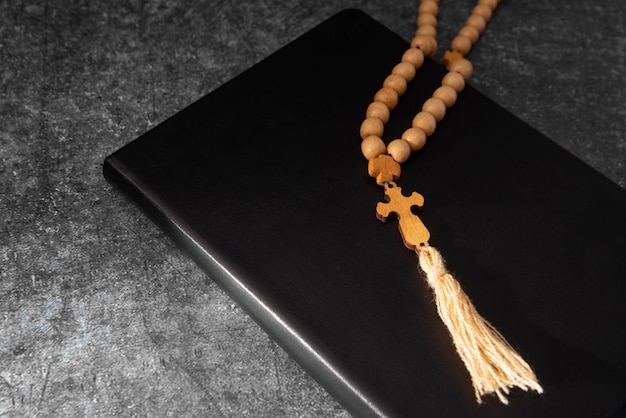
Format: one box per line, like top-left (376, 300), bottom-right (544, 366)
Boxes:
top-left (376, 181), bottom-right (430, 251)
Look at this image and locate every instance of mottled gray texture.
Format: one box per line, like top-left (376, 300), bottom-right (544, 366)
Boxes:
top-left (0, 0), bottom-right (624, 416)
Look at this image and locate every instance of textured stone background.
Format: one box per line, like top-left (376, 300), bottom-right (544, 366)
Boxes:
top-left (1, 0), bottom-right (624, 416)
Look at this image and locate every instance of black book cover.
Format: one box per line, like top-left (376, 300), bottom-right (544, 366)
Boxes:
top-left (103, 9), bottom-right (626, 417)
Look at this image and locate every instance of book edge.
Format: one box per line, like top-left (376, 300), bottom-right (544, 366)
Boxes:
top-left (102, 154), bottom-right (387, 417)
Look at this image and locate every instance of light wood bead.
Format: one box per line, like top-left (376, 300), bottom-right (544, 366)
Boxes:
top-left (401, 128), bottom-right (427, 151)
top-left (392, 62), bottom-right (417, 82)
top-left (418, 0), bottom-right (439, 16)
top-left (416, 13), bottom-right (437, 28)
top-left (374, 87), bottom-right (399, 110)
top-left (422, 97), bottom-right (446, 122)
top-left (410, 35), bottom-right (437, 57)
top-left (360, 117), bottom-right (384, 140)
top-left (442, 71), bottom-right (465, 92)
top-left (416, 25), bottom-right (437, 37)
top-left (366, 101), bottom-right (390, 124)
top-left (478, 0), bottom-right (498, 11)
top-left (472, 4), bottom-right (493, 21)
top-left (384, 74), bottom-right (408, 95)
top-left (433, 85), bottom-right (457, 108)
top-left (458, 25), bottom-right (480, 43)
top-left (447, 56), bottom-right (473, 79)
top-left (466, 14), bottom-right (487, 33)
top-left (401, 48), bottom-right (425, 69)
top-left (387, 139), bottom-right (412, 163)
top-left (451, 35), bottom-right (472, 55)
top-left (412, 111), bottom-right (437, 136)
top-left (361, 135), bottom-right (387, 160)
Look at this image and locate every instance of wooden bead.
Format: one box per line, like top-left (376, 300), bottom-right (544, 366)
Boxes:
top-left (412, 111), bottom-right (437, 136)
top-left (442, 71), bottom-right (465, 93)
top-left (384, 74), bottom-right (407, 95)
top-left (410, 35), bottom-right (437, 57)
top-left (478, 0), bottom-right (498, 11)
top-left (422, 97), bottom-right (446, 122)
top-left (458, 25), bottom-right (480, 43)
top-left (366, 101), bottom-right (390, 124)
top-left (374, 87), bottom-right (399, 110)
top-left (447, 56), bottom-right (473, 79)
top-left (360, 117), bottom-right (384, 140)
top-left (472, 4), bottom-right (493, 21)
top-left (401, 48), bottom-right (425, 69)
top-left (401, 128), bottom-right (427, 151)
top-left (418, 0), bottom-right (439, 16)
top-left (466, 14), bottom-right (487, 33)
top-left (416, 25), bottom-right (437, 37)
top-left (433, 85), bottom-right (457, 108)
top-left (451, 35), bottom-right (472, 55)
top-left (361, 135), bottom-right (387, 160)
top-left (416, 13), bottom-right (437, 27)
top-left (387, 139), bottom-right (412, 163)
top-left (392, 62), bottom-right (417, 82)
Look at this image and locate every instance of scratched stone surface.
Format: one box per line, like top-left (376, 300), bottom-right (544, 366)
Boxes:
top-left (0, 0), bottom-right (624, 416)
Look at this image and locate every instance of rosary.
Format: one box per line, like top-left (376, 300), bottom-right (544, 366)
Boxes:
top-left (360, 0), bottom-right (543, 404)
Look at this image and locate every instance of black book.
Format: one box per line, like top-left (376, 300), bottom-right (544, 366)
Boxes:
top-left (103, 9), bottom-right (626, 417)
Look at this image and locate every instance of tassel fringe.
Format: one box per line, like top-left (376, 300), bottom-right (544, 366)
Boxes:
top-left (418, 245), bottom-right (543, 404)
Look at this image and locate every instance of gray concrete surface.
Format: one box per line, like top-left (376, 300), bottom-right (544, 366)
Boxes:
top-left (1, 0), bottom-right (624, 416)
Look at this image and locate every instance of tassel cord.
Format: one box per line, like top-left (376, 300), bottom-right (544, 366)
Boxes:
top-left (418, 245), bottom-right (543, 404)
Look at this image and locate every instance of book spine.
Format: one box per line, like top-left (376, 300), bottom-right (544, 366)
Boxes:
top-left (102, 155), bottom-right (384, 417)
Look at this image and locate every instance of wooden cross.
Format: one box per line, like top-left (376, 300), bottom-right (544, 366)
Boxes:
top-left (376, 181), bottom-right (430, 251)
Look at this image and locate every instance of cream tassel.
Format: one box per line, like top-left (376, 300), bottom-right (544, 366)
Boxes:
top-left (418, 245), bottom-right (543, 404)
